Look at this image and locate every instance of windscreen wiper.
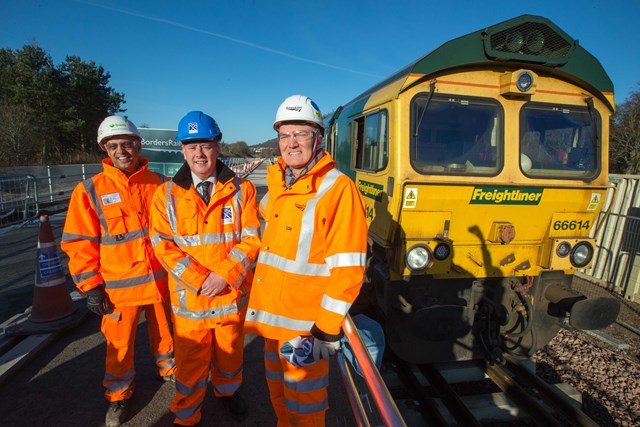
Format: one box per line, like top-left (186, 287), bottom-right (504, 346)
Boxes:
top-left (413, 80), bottom-right (437, 138)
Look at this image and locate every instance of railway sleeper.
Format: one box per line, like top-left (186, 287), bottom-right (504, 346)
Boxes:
top-left (369, 358), bottom-right (586, 426)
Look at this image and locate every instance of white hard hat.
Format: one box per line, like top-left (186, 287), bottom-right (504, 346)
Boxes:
top-left (273, 94), bottom-right (324, 131)
top-left (97, 116), bottom-right (141, 145)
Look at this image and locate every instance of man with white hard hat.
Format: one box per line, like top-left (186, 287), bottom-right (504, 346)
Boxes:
top-left (244, 95), bottom-right (368, 425)
top-left (62, 115), bottom-right (176, 427)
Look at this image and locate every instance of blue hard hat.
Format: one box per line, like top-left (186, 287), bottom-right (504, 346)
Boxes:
top-left (176, 111), bottom-right (222, 143)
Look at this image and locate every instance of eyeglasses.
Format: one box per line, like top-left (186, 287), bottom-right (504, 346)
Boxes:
top-left (104, 141), bottom-right (136, 151)
top-left (278, 130), bottom-right (317, 143)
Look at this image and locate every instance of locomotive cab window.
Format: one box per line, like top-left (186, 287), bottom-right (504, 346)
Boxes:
top-left (410, 94), bottom-right (502, 175)
top-left (520, 103), bottom-right (599, 179)
top-left (353, 110), bottom-right (388, 171)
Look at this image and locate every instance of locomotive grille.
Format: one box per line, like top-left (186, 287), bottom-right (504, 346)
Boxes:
top-left (485, 20), bottom-right (575, 65)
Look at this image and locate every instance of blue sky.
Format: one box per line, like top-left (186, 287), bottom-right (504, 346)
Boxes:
top-left (2, 0), bottom-right (639, 146)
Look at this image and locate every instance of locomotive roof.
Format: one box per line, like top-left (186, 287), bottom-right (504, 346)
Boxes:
top-left (343, 15), bottom-right (614, 114)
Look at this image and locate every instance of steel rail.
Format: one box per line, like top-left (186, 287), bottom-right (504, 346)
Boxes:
top-left (504, 355), bottom-right (600, 427)
top-left (419, 364), bottom-right (483, 427)
top-left (393, 359), bottom-right (449, 427)
top-left (482, 360), bottom-right (565, 427)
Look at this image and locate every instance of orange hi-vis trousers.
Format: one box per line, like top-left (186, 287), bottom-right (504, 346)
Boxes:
top-left (264, 338), bottom-right (329, 427)
top-left (102, 301), bottom-right (175, 402)
top-left (171, 321), bottom-right (244, 426)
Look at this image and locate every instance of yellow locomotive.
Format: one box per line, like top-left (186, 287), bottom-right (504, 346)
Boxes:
top-left (327, 15), bottom-right (620, 363)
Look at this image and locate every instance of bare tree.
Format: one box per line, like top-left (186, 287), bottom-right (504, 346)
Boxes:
top-left (0, 103), bottom-right (41, 166)
top-left (610, 84), bottom-right (640, 174)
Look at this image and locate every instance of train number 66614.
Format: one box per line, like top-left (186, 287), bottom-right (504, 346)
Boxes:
top-left (553, 220), bottom-right (590, 231)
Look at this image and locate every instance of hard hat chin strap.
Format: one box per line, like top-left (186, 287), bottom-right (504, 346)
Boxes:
top-left (312, 133), bottom-right (323, 154)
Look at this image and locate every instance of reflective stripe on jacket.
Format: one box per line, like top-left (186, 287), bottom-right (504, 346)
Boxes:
top-left (149, 160), bottom-right (261, 329)
top-left (245, 152), bottom-right (368, 341)
top-left (61, 157), bottom-right (169, 306)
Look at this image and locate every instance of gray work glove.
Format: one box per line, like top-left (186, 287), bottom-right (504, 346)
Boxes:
top-left (312, 338), bottom-right (341, 360)
top-left (85, 285), bottom-right (111, 315)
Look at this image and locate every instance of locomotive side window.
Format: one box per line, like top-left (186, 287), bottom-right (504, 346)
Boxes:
top-left (353, 110), bottom-right (388, 171)
top-left (520, 103), bottom-right (599, 178)
top-left (410, 95), bottom-right (502, 175)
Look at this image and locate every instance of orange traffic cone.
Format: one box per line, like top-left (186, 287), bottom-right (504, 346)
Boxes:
top-left (29, 214), bottom-right (77, 322)
top-left (6, 215), bottom-right (86, 336)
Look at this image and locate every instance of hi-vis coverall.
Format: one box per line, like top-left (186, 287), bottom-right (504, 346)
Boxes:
top-left (149, 160), bottom-right (260, 426)
top-left (244, 153), bottom-right (368, 426)
top-left (61, 157), bottom-right (175, 402)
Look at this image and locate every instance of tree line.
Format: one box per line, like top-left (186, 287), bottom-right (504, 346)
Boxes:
top-left (0, 43), bottom-right (639, 172)
top-left (610, 84), bottom-right (640, 175)
top-left (0, 43), bottom-right (270, 165)
top-left (0, 43), bottom-right (125, 166)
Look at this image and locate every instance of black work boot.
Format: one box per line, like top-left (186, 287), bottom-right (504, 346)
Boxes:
top-left (161, 373), bottom-right (176, 382)
top-left (105, 399), bottom-right (129, 427)
top-left (220, 393), bottom-right (247, 421)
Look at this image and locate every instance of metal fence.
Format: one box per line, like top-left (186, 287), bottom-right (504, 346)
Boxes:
top-left (0, 164), bottom-right (103, 227)
top-left (590, 175), bottom-right (640, 303)
top-left (0, 159), bottom-right (264, 228)
top-left (576, 174), bottom-right (640, 333)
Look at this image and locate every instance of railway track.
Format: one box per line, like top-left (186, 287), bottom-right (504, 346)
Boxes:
top-left (347, 352), bottom-right (599, 426)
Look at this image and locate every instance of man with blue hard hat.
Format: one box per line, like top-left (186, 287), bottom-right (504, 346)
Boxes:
top-left (149, 111), bottom-right (261, 426)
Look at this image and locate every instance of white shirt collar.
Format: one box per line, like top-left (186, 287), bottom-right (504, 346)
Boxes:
top-left (191, 171), bottom-right (216, 193)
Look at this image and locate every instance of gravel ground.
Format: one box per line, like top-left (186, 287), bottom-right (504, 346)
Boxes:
top-left (534, 302), bottom-right (640, 426)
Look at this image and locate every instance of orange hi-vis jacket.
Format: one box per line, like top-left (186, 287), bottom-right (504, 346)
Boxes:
top-left (61, 157), bottom-right (169, 306)
top-left (244, 152), bottom-right (368, 342)
top-left (149, 160), bottom-right (261, 330)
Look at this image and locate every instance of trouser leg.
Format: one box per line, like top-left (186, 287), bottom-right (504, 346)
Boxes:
top-left (210, 321), bottom-right (244, 396)
top-left (265, 338), bottom-right (290, 426)
top-left (273, 337), bottom-right (329, 427)
top-left (102, 306), bottom-right (142, 402)
top-left (171, 324), bottom-right (212, 426)
top-left (144, 301), bottom-right (176, 377)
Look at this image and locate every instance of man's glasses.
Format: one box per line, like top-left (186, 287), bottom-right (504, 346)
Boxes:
top-left (278, 130), bottom-right (316, 143)
top-left (104, 141), bottom-right (136, 151)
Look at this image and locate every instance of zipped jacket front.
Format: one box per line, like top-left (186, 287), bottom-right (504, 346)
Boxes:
top-left (149, 160), bottom-right (261, 330)
top-left (61, 157), bottom-right (169, 307)
top-left (244, 153), bottom-right (368, 341)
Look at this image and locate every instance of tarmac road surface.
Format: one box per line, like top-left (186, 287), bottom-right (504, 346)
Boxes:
top-left (0, 162), bottom-right (356, 426)
top-left (0, 313), bottom-right (355, 427)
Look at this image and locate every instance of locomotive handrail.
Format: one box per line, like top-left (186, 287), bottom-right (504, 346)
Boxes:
top-left (594, 183), bottom-right (617, 239)
top-left (338, 314), bottom-right (406, 427)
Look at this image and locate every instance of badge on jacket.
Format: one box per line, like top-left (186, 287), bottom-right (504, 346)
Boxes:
top-left (101, 193), bottom-right (122, 205)
top-left (222, 206), bottom-right (234, 224)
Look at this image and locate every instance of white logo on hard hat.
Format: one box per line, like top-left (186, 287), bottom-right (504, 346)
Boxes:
top-left (188, 122), bottom-right (198, 134)
top-left (286, 106), bottom-right (302, 112)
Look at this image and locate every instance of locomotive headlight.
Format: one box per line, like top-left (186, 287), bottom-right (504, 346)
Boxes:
top-left (570, 241), bottom-right (594, 268)
top-left (516, 71), bottom-right (534, 92)
top-left (406, 245), bottom-right (433, 271)
top-left (501, 69), bottom-right (537, 96)
top-left (434, 243), bottom-right (451, 261)
top-left (505, 31), bottom-right (524, 52)
top-left (556, 241), bottom-right (572, 258)
top-left (526, 30), bottom-right (545, 53)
